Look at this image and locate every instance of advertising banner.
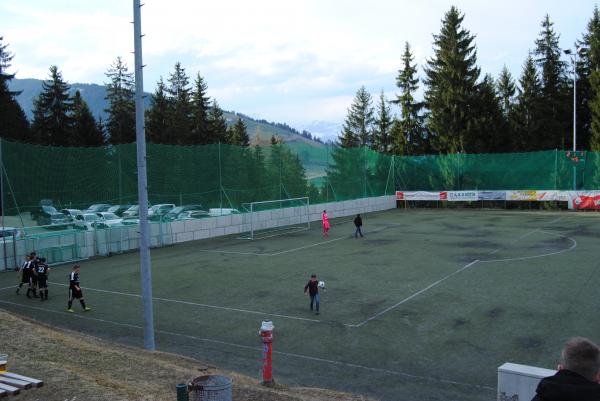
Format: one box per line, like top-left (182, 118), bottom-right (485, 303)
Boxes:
top-left (507, 190), bottom-right (538, 201)
top-left (570, 192), bottom-right (600, 210)
top-left (397, 191), bottom-right (442, 201)
top-left (535, 191), bottom-right (561, 201)
top-left (447, 191), bottom-right (478, 201)
top-left (478, 191), bottom-right (506, 201)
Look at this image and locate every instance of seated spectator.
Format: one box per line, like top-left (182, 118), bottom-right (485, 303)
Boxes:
top-left (532, 337), bottom-right (600, 401)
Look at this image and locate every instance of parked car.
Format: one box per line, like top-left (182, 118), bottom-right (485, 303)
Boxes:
top-left (60, 208), bottom-right (83, 222)
top-left (74, 213), bottom-right (102, 230)
top-left (84, 203), bottom-right (112, 214)
top-left (177, 210), bottom-right (211, 220)
top-left (148, 204), bottom-right (175, 221)
top-left (107, 204), bottom-right (132, 217)
top-left (208, 208), bottom-right (240, 217)
top-left (122, 205), bottom-right (140, 219)
top-left (38, 212), bottom-right (71, 227)
top-left (30, 205), bottom-right (58, 221)
top-left (94, 212), bottom-right (123, 228)
top-left (163, 205), bottom-right (207, 221)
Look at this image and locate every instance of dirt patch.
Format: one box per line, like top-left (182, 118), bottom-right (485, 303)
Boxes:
top-left (363, 238), bottom-right (398, 245)
top-left (487, 307), bottom-right (504, 319)
top-left (0, 310), bottom-right (375, 401)
top-left (452, 318), bottom-right (469, 328)
top-left (514, 336), bottom-right (543, 350)
top-left (458, 240), bottom-right (499, 249)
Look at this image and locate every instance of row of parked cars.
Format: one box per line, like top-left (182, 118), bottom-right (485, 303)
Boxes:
top-left (29, 203), bottom-right (239, 229)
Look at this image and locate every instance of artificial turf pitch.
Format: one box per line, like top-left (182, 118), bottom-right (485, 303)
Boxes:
top-left (1, 208), bottom-right (599, 401)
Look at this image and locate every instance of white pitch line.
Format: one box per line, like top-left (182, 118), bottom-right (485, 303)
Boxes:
top-left (354, 216), bottom-right (569, 327)
top-left (0, 285), bottom-right (17, 292)
top-left (195, 249), bottom-right (267, 256)
top-left (48, 282), bottom-right (321, 323)
top-left (0, 300), bottom-right (495, 392)
top-left (353, 259), bottom-right (480, 328)
top-left (480, 232), bottom-right (577, 264)
top-left (269, 235), bottom-right (348, 256)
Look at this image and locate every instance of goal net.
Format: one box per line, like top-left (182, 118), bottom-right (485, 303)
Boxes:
top-left (239, 197), bottom-right (310, 240)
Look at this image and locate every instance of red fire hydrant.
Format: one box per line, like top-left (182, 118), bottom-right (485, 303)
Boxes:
top-left (259, 320), bottom-right (274, 385)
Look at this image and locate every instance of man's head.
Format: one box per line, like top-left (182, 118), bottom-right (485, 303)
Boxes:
top-left (73, 264), bottom-right (81, 273)
top-left (310, 274), bottom-right (317, 280)
top-left (558, 337), bottom-right (600, 383)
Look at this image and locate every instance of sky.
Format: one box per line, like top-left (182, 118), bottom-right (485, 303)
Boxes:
top-left (0, 0), bottom-right (595, 139)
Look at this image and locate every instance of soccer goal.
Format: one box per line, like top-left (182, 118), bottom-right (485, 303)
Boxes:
top-left (239, 197), bottom-right (310, 240)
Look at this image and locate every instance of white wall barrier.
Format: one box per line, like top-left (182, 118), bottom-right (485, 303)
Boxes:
top-left (0, 196), bottom-right (397, 270)
top-left (497, 362), bottom-right (555, 401)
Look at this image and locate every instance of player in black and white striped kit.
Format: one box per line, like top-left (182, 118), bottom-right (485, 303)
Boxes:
top-left (67, 265), bottom-right (91, 312)
top-left (16, 255), bottom-right (33, 296)
top-left (36, 257), bottom-right (50, 301)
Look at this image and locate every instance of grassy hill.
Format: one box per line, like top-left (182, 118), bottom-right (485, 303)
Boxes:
top-left (0, 309), bottom-right (373, 401)
top-left (9, 78), bottom-right (325, 148)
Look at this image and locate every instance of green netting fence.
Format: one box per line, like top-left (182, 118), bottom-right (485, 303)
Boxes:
top-left (1, 139), bottom-right (599, 228)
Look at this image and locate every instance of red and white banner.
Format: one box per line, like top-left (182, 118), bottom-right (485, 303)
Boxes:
top-left (569, 192), bottom-right (600, 210)
top-left (535, 191), bottom-right (562, 201)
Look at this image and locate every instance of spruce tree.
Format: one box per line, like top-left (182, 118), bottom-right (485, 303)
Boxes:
top-left (166, 62), bottom-right (193, 144)
top-left (471, 74), bottom-right (505, 152)
top-left (229, 117), bottom-right (250, 146)
top-left (31, 65), bottom-right (74, 146)
top-left (72, 90), bottom-right (104, 146)
top-left (0, 37), bottom-right (29, 142)
top-left (582, 6), bottom-right (600, 151)
top-left (207, 100), bottom-right (229, 144)
top-left (424, 6), bottom-right (480, 154)
top-left (373, 91), bottom-right (393, 153)
top-left (191, 73), bottom-right (211, 144)
top-left (146, 77), bottom-right (169, 143)
top-left (392, 42), bottom-right (425, 155)
top-left (104, 57), bottom-right (135, 145)
top-left (533, 14), bottom-right (569, 149)
top-left (513, 55), bottom-right (543, 150)
top-left (339, 86), bottom-right (374, 148)
top-left (497, 66), bottom-right (516, 118)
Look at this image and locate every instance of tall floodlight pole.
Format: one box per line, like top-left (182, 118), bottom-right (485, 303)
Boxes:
top-left (133, 0), bottom-right (155, 351)
top-left (564, 47), bottom-right (578, 190)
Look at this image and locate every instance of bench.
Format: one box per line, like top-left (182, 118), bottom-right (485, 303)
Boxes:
top-left (0, 372), bottom-right (43, 397)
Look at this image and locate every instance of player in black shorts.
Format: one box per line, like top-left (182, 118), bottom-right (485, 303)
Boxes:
top-left (36, 257), bottom-right (50, 301)
top-left (67, 265), bottom-right (91, 312)
top-left (29, 252), bottom-right (39, 298)
top-left (16, 255), bottom-right (33, 296)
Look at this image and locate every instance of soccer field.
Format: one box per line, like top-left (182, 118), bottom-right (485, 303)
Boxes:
top-left (1, 208), bottom-right (599, 401)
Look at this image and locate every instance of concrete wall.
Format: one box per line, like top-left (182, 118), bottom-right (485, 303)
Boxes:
top-left (0, 196), bottom-right (396, 270)
top-left (169, 195), bottom-right (397, 244)
top-left (497, 362), bottom-right (556, 401)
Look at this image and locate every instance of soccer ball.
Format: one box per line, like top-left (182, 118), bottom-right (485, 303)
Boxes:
top-left (318, 280), bottom-right (326, 289)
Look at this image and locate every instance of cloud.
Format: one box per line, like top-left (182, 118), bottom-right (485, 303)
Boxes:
top-left (0, 0), bottom-right (594, 130)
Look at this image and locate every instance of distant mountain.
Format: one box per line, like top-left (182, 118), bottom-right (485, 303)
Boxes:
top-left (8, 78), bottom-right (326, 148)
top-left (298, 121), bottom-right (342, 143)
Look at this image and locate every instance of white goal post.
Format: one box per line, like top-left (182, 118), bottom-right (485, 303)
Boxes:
top-left (239, 197), bottom-right (310, 240)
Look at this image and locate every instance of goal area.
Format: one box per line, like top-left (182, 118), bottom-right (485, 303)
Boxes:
top-left (239, 197), bottom-right (310, 240)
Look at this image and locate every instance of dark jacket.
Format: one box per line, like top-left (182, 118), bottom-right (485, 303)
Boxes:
top-left (304, 279), bottom-right (318, 296)
top-left (531, 369), bottom-right (600, 401)
top-left (354, 215), bottom-right (362, 227)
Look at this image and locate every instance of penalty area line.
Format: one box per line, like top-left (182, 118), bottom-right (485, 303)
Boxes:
top-left (353, 259), bottom-right (480, 328)
top-left (0, 300), bottom-right (495, 392)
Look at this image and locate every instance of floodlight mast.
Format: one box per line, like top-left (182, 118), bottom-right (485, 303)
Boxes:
top-left (133, 0), bottom-right (155, 351)
top-left (564, 47), bottom-right (579, 190)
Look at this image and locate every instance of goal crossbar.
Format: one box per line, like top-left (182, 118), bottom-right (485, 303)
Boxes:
top-left (239, 197), bottom-right (310, 240)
